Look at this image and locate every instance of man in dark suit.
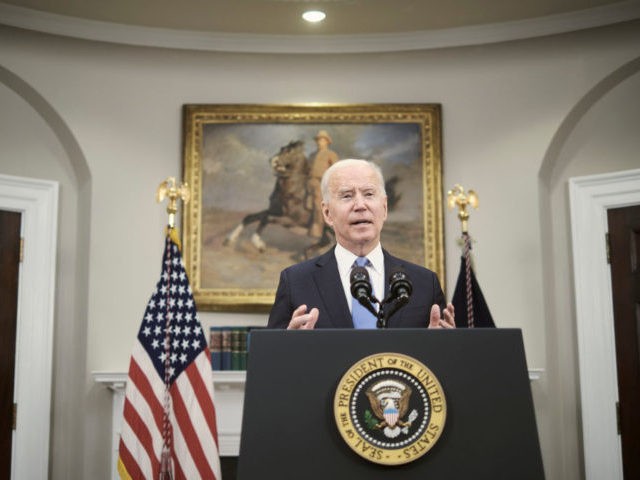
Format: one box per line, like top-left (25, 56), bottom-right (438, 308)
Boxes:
top-left (268, 158), bottom-right (455, 330)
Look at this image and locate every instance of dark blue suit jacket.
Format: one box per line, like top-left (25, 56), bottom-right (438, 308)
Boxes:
top-left (267, 247), bottom-right (446, 329)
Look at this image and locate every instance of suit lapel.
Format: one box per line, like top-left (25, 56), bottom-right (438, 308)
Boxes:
top-left (312, 248), bottom-right (353, 328)
top-left (383, 250), bottom-right (405, 297)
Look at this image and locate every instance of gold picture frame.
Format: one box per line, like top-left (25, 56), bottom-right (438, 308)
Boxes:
top-left (182, 104), bottom-right (444, 312)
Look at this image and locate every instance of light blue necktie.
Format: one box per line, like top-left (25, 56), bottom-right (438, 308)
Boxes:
top-left (352, 257), bottom-right (377, 329)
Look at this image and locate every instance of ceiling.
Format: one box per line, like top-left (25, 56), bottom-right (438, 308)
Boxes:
top-left (0, 0), bottom-right (632, 35)
top-left (1, 0), bottom-right (639, 52)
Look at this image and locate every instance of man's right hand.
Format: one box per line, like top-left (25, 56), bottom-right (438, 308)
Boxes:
top-left (287, 304), bottom-right (319, 330)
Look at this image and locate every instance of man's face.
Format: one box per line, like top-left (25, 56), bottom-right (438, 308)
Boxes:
top-left (322, 162), bottom-right (387, 255)
top-left (316, 137), bottom-right (329, 149)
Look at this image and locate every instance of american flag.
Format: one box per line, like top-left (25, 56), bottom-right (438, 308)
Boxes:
top-left (118, 231), bottom-right (221, 479)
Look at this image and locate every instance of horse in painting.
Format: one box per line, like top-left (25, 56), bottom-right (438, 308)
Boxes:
top-left (223, 140), bottom-right (333, 257)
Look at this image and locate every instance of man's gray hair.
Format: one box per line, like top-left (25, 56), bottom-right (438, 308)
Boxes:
top-left (320, 159), bottom-right (386, 202)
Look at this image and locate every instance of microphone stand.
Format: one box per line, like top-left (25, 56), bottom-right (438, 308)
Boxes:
top-left (352, 292), bottom-right (395, 328)
top-left (375, 295), bottom-right (409, 329)
top-left (355, 292), bottom-right (409, 329)
top-left (351, 267), bottom-right (412, 329)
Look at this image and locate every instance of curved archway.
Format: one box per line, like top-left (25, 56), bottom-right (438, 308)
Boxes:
top-left (0, 65), bottom-right (91, 185)
top-left (0, 65), bottom-right (92, 477)
top-left (539, 56), bottom-right (640, 186)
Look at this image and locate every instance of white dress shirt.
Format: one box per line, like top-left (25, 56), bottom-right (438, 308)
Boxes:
top-left (334, 243), bottom-right (385, 314)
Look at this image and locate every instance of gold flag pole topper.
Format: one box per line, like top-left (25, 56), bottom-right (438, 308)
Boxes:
top-left (447, 185), bottom-right (479, 327)
top-left (156, 176), bottom-right (190, 230)
top-left (155, 176), bottom-right (190, 479)
top-left (446, 184), bottom-right (478, 234)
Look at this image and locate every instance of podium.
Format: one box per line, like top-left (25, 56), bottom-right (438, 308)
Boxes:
top-left (237, 329), bottom-right (544, 479)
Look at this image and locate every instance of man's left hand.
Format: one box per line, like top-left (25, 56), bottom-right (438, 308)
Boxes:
top-left (428, 303), bottom-right (455, 329)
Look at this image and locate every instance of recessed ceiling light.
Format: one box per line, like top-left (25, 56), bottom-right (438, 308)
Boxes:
top-left (302, 10), bottom-right (326, 23)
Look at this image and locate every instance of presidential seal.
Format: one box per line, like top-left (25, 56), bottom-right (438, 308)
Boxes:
top-left (333, 353), bottom-right (446, 466)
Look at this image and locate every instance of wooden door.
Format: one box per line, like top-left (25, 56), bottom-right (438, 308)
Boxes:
top-left (608, 205), bottom-right (640, 479)
top-left (0, 210), bottom-right (21, 479)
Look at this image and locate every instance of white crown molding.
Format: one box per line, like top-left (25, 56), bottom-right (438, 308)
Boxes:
top-left (1, 1), bottom-right (639, 53)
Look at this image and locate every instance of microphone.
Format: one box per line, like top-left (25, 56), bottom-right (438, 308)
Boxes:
top-left (350, 265), bottom-right (380, 321)
top-left (350, 266), bottom-right (372, 304)
top-left (388, 269), bottom-right (412, 304)
top-left (376, 269), bottom-right (413, 328)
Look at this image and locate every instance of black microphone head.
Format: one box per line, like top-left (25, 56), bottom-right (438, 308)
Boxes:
top-left (389, 269), bottom-right (412, 302)
top-left (350, 266), bottom-right (372, 299)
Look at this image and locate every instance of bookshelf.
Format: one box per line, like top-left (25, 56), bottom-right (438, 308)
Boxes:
top-left (209, 326), bottom-right (253, 371)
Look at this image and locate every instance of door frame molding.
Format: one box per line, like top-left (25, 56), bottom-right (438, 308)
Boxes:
top-left (569, 167), bottom-right (640, 480)
top-left (0, 173), bottom-right (58, 480)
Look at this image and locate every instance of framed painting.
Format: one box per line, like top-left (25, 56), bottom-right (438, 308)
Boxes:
top-left (182, 104), bottom-right (444, 311)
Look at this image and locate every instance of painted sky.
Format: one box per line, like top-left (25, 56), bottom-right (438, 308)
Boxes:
top-left (200, 123), bottom-right (424, 219)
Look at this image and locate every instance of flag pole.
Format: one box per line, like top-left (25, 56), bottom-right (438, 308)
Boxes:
top-left (155, 177), bottom-right (190, 480)
top-left (118, 177), bottom-right (221, 480)
top-left (447, 185), bottom-right (478, 327)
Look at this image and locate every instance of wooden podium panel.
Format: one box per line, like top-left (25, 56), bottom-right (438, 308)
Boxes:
top-left (238, 329), bottom-right (544, 479)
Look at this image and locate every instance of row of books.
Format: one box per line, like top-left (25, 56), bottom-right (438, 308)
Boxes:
top-left (209, 326), bottom-right (259, 371)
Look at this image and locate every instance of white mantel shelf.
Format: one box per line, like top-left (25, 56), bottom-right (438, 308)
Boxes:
top-left (93, 370), bottom-right (247, 389)
top-left (94, 368), bottom-right (543, 479)
top-left (528, 368), bottom-right (544, 381)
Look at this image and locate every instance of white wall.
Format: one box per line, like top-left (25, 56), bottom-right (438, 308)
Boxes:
top-left (0, 20), bottom-right (639, 479)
